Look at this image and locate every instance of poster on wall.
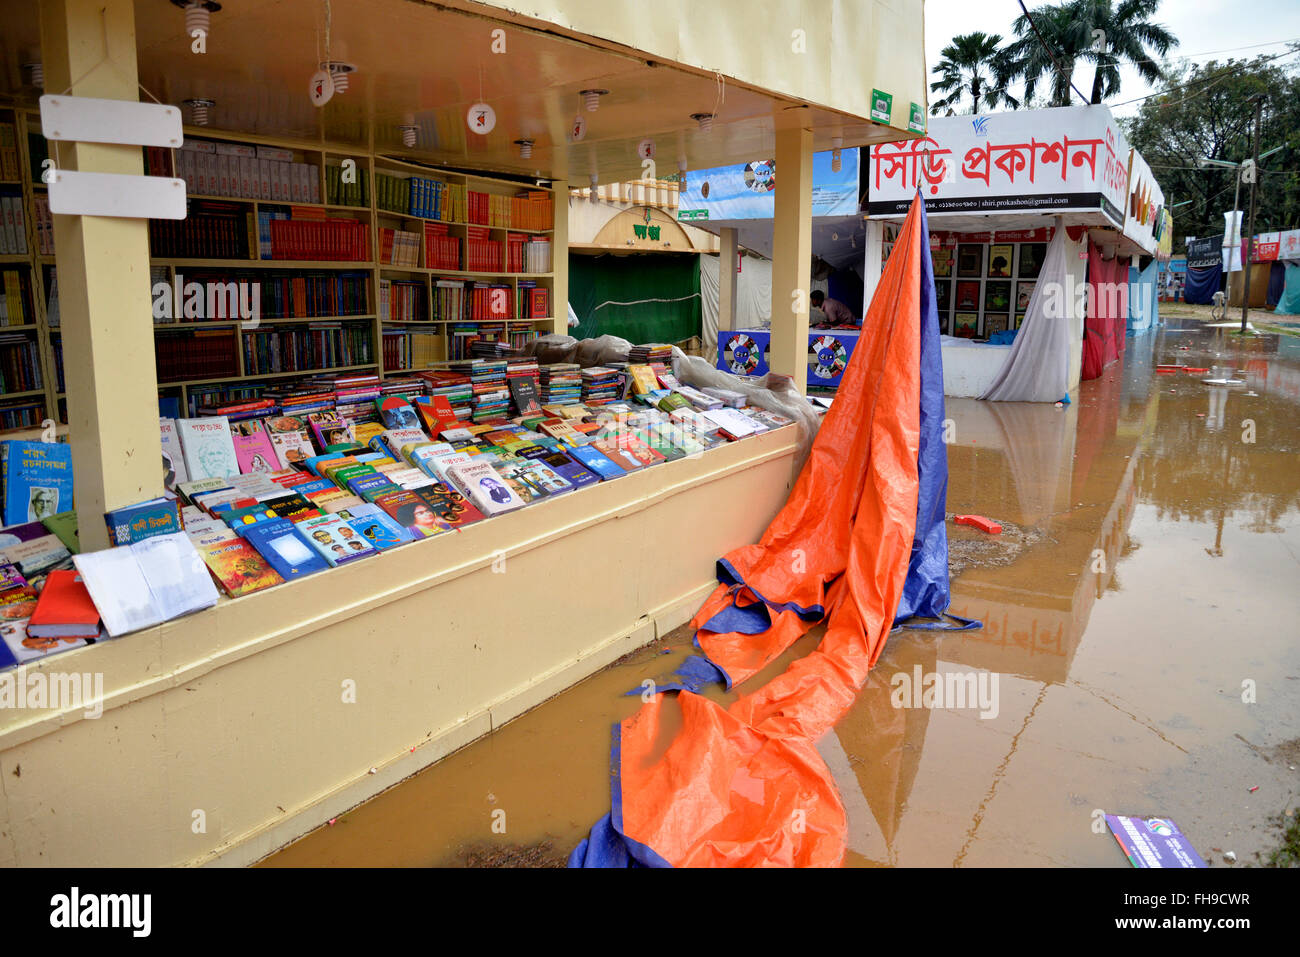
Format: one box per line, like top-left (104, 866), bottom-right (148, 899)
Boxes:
top-left (932, 248), bottom-right (953, 277)
top-left (984, 282), bottom-right (1012, 311)
top-left (955, 281), bottom-right (980, 310)
top-left (1016, 281), bottom-right (1035, 311)
top-left (987, 245), bottom-right (1013, 277)
top-left (677, 149), bottom-right (860, 221)
top-left (1018, 243), bottom-right (1047, 278)
top-left (957, 245), bottom-right (983, 276)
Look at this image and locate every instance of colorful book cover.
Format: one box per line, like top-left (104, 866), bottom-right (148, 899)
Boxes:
top-left (375, 396), bottom-right (421, 430)
top-left (540, 451), bottom-right (600, 490)
top-left (568, 445), bottom-right (626, 481)
top-left (26, 569), bottom-right (102, 639)
top-left (41, 511), bottom-right (80, 554)
top-left (176, 417), bottom-right (239, 481)
top-left (0, 616), bottom-right (88, 665)
top-left (446, 460), bottom-right (526, 515)
top-left (0, 534), bottom-right (75, 589)
top-left (104, 497), bottom-right (182, 546)
top-left (493, 460), bottom-right (546, 504)
top-left (233, 428), bottom-right (278, 475)
top-left (351, 421), bottom-right (388, 449)
top-left (343, 504), bottom-right (415, 551)
top-left (618, 434), bottom-right (668, 468)
top-left (197, 536), bottom-right (285, 596)
top-left (412, 483), bottom-right (485, 529)
top-left (1, 440), bottom-right (75, 525)
top-left (307, 412), bottom-right (353, 451)
top-left (298, 514), bottom-right (377, 566)
top-left (381, 428), bottom-right (429, 461)
top-left (159, 418), bottom-right (190, 492)
top-left (519, 460), bottom-right (575, 496)
top-left (177, 476), bottom-right (233, 505)
top-left (1104, 815), bottom-right (1207, 868)
top-left (374, 489), bottom-right (453, 537)
top-left (269, 430), bottom-right (315, 470)
top-left (591, 438), bottom-right (645, 472)
top-left (238, 518), bottom-right (329, 580)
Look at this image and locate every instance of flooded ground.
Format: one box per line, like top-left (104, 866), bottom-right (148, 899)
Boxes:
top-left (263, 314), bottom-right (1300, 868)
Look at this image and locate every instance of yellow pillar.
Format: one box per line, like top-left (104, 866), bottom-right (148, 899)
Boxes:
top-left (550, 179), bottom-right (569, 335)
top-left (770, 126), bottom-right (813, 393)
top-left (40, 0), bottom-right (161, 551)
top-left (718, 226), bottom-right (738, 334)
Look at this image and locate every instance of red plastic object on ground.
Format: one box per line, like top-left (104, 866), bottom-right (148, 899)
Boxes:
top-left (1184, 367), bottom-right (1209, 373)
top-left (954, 514), bottom-right (1002, 534)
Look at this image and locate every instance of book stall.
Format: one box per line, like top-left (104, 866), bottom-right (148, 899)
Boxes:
top-left (0, 0), bottom-right (925, 866)
top-left (0, 342), bottom-right (810, 661)
top-left (865, 105), bottom-right (1167, 398)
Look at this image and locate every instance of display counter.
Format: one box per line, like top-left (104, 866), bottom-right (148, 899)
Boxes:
top-left (0, 427), bottom-right (799, 866)
top-left (718, 328), bottom-right (861, 388)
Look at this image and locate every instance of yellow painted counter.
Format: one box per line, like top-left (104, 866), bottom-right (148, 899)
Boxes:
top-left (0, 428), bottom-right (797, 866)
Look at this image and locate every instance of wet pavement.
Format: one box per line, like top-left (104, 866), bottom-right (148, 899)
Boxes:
top-left (262, 317), bottom-right (1300, 868)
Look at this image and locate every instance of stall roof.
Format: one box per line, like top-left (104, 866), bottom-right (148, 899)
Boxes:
top-left (0, 0), bottom-right (927, 186)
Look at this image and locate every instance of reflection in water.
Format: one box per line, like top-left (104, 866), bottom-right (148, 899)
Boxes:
top-left (264, 322), bottom-right (1300, 868)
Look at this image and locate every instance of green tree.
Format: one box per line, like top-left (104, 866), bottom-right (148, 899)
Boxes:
top-left (929, 32), bottom-right (1018, 116)
top-left (999, 0), bottom-right (1178, 106)
top-left (1122, 53), bottom-right (1300, 242)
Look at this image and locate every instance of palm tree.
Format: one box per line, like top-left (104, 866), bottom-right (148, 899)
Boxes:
top-left (930, 33), bottom-right (1020, 116)
top-left (999, 0), bottom-right (1178, 106)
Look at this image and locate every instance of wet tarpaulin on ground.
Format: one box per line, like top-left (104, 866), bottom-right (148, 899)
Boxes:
top-left (570, 194), bottom-right (975, 868)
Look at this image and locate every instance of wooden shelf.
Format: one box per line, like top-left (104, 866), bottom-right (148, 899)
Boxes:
top-left (161, 363), bottom-right (379, 387)
top-left (14, 107), bottom-right (556, 415)
top-left (152, 258), bottom-right (374, 270)
top-left (152, 314), bottom-right (375, 329)
top-left (0, 389), bottom-right (47, 399)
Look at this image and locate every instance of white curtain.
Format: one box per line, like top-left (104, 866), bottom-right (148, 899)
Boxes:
top-left (980, 219), bottom-right (1071, 402)
top-left (700, 253), bottom-right (773, 359)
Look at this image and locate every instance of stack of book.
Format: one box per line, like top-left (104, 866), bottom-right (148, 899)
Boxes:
top-left (415, 369), bottom-right (473, 420)
top-left (629, 343), bottom-right (673, 365)
top-left (451, 359), bottom-right (510, 422)
top-left (581, 367), bottom-right (622, 405)
top-left (539, 363), bottom-right (581, 405)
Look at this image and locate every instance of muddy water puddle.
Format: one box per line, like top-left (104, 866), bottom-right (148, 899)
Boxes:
top-left (263, 320), bottom-right (1300, 867)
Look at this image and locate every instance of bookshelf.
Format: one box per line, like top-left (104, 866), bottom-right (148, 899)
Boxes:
top-left (2, 108), bottom-right (558, 429)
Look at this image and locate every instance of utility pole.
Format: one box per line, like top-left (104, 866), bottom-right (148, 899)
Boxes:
top-left (1240, 94), bottom-right (1264, 334)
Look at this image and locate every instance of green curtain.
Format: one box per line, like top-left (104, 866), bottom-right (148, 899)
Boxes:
top-left (568, 253), bottom-right (701, 344)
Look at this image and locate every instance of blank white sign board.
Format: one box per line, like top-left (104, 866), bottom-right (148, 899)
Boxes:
top-left (48, 170), bottom-right (187, 219)
top-left (40, 94), bottom-right (183, 148)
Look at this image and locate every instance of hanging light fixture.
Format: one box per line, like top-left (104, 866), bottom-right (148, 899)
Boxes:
top-left (690, 112), bottom-right (714, 134)
top-left (678, 159), bottom-right (688, 189)
top-left (580, 89), bottom-right (608, 112)
top-left (23, 62), bottom-right (43, 90)
top-left (831, 136), bottom-right (843, 173)
top-left (321, 61), bottom-right (356, 94)
top-left (172, 0), bottom-right (220, 42)
top-left (515, 139), bottom-right (534, 160)
top-left (184, 98), bottom-right (215, 126)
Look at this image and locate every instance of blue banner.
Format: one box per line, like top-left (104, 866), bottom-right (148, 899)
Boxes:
top-left (677, 149), bottom-right (859, 222)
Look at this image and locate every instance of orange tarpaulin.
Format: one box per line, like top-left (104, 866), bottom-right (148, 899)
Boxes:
top-left (571, 193), bottom-right (936, 867)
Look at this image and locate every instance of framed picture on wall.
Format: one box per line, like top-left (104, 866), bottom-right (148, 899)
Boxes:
top-left (984, 314), bottom-right (1010, 337)
top-left (935, 280), bottom-right (951, 312)
top-left (1018, 243), bottom-right (1047, 279)
top-left (932, 248), bottom-right (954, 278)
top-left (955, 281), bottom-right (980, 310)
top-left (1016, 281), bottom-right (1035, 311)
top-left (953, 313), bottom-right (979, 338)
top-left (984, 281), bottom-right (1011, 311)
top-left (988, 245), bottom-right (1013, 277)
top-left (957, 244), bottom-right (983, 277)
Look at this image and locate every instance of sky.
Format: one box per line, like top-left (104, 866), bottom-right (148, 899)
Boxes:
top-left (924, 0), bottom-right (1300, 118)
